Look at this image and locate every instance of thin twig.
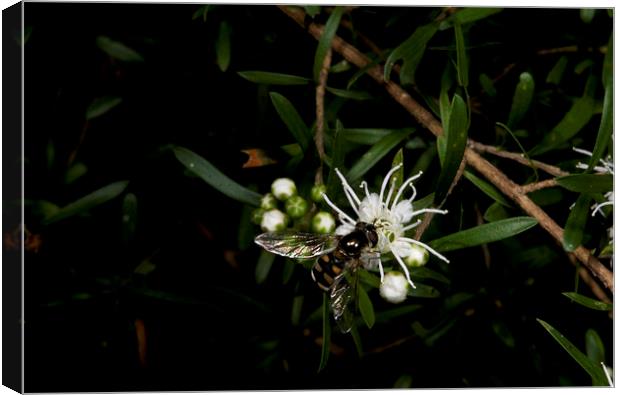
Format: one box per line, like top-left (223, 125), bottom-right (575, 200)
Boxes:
top-left (520, 178), bottom-right (559, 194)
top-left (566, 251), bottom-right (612, 306)
top-left (277, 6), bottom-right (613, 293)
top-left (474, 203), bottom-right (492, 269)
top-left (536, 45), bottom-right (607, 55)
top-left (468, 140), bottom-right (569, 177)
top-left (315, 48), bottom-right (332, 185)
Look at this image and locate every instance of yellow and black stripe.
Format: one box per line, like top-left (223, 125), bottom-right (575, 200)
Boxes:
top-left (311, 253), bottom-right (346, 292)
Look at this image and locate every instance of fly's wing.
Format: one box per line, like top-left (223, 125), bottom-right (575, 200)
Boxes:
top-left (330, 271), bottom-right (356, 334)
top-left (254, 232), bottom-right (339, 259)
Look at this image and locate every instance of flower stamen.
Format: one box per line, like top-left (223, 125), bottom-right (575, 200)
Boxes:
top-left (390, 245), bottom-right (416, 289)
top-left (321, 193), bottom-right (356, 226)
top-left (391, 171), bottom-right (423, 210)
top-left (379, 164), bottom-right (403, 207)
top-left (399, 237), bottom-right (450, 263)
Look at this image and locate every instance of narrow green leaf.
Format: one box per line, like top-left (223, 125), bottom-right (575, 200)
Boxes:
top-left (587, 80), bottom-right (612, 172)
top-left (496, 122), bottom-right (539, 180)
top-left (439, 8), bottom-right (503, 30)
top-left (341, 128), bottom-right (415, 145)
top-left (394, 375), bottom-right (413, 388)
top-left (64, 162), bottom-right (88, 184)
top-left (537, 319), bottom-right (609, 386)
top-left (556, 174), bottom-right (612, 193)
top-left (454, 20), bottom-right (468, 88)
top-left (407, 282), bottom-right (440, 298)
top-left (347, 52), bottom-right (385, 89)
top-left (563, 193), bottom-right (592, 252)
top-left (562, 292), bottom-right (612, 311)
top-left (43, 180), bottom-right (129, 225)
top-left (255, 250), bottom-right (275, 284)
top-left (314, 6), bottom-right (344, 81)
top-left (325, 86), bottom-right (373, 100)
top-left (121, 193), bottom-right (138, 244)
top-left (173, 147), bottom-right (261, 206)
top-left (580, 8), bottom-right (596, 23)
top-left (215, 21), bottom-right (231, 72)
top-left (410, 266), bottom-right (450, 284)
top-left (192, 5), bottom-right (210, 22)
top-left (326, 120), bottom-right (346, 198)
top-left (574, 59), bottom-right (594, 75)
top-left (349, 324), bottom-right (364, 357)
top-left (585, 329), bottom-right (605, 366)
top-left (96, 36), bottom-right (143, 62)
top-left (357, 286), bottom-right (376, 329)
top-left (483, 201), bottom-right (510, 222)
top-left (237, 204), bottom-right (254, 250)
top-left (411, 144), bottom-right (436, 175)
top-left (507, 72), bottom-right (535, 129)
top-left (282, 258), bottom-right (295, 284)
top-left (269, 92), bottom-right (311, 151)
top-left (479, 73), bottom-right (497, 96)
top-left (602, 34), bottom-right (612, 87)
top-left (329, 59), bottom-right (351, 73)
top-left (318, 293), bottom-right (331, 372)
top-left (390, 148), bottom-right (405, 203)
top-left (304, 5), bottom-right (321, 18)
top-left (464, 170), bottom-right (512, 207)
top-left (384, 22), bottom-right (438, 85)
top-left (237, 71), bottom-right (310, 86)
top-left (347, 129), bottom-right (411, 181)
top-left (291, 295), bottom-right (304, 326)
top-left (375, 304), bottom-right (423, 322)
top-left (434, 94), bottom-right (468, 205)
top-left (492, 320), bottom-right (516, 348)
top-left (429, 217), bottom-right (538, 252)
top-left (86, 96), bottom-right (122, 120)
top-left (546, 56), bottom-right (568, 85)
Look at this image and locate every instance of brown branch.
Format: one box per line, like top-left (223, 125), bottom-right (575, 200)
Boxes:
top-left (315, 48), bottom-right (332, 185)
top-left (468, 140), bottom-right (569, 177)
top-left (520, 178), bottom-right (559, 194)
top-left (536, 45), bottom-right (607, 55)
top-left (474, 203), bottom-right (492, 270)
top-left (277, 5), bottom-right (613, 293)
top-left (566, 252), bottom-right (612, 306)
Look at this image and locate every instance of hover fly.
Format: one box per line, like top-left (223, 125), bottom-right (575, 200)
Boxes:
top-left (254, 222), bottom-right (380, 333)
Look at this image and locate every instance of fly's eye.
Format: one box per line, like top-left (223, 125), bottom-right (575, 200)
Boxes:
top-left (367, 231), bottom-right (378, 247)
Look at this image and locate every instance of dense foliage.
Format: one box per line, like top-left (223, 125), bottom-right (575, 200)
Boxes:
top-left (22, 4), bottom-right (612, 390)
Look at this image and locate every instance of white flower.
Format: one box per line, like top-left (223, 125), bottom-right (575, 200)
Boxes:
top-left (261, 209), bottom-right (289, 232)
top-left (271, 178), bottom-right (297, 201)
top-left (573, 147), bottom-right (614, 218)
top-left (312, 211), bottom-right (336, 234)
top-left (321, 164), bottom-right (449, 288)
top-left (379, 271), bottom-right (409, 303)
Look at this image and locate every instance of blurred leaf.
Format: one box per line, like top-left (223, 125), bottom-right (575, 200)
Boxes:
top-left (255, 250), bottom-right (275, 284)
top-left (586, 79), bottom-right (612, 172)
top-left (313, 6), bottom-right (343, 81)
top-left (318, 293), bottom-right (331, 372)
top-left (43, 180), bottom-right (129, 225)
top-left (528, 188), bottom-right (564, 206)
top-left (411, 144), bottom-right (436, 175)
top-left (507, 72), bottom-right (535, 129)
top-left (464, 170), bottom-right (512, 207)
top-left (326, 120), bottom-right (346, 197)
top-left (304, 5), bottom-right (321, 18)
top-left (410, 266), bottom-right (450, 284)
top-left (556, 174), bottom-right (612, 193)
top-left (390, 148), bottom-right (405, 199)
top-left (439, 7), bottom-right (502, 30)
top-left (325, 86), bottom-right (373, 100)
top-left (546, 56), bottom-right (568, 85)
top-left (407, 282), bottom-right (440, 298)
top-left (479, 73), bottom-right (496, 96)
top-left (357, 286), bottom-right (376, 329)
top-left (394, 374), bottom-right (413, 388)
top-left (492, 320), bottom-right (516, 348)
top-left (562, 292), bottom-right (612, 311)
top-left (530, 75), bottom-right (597, 155)
top-left (580, 8), bottom-right (596, 23)
top-left (173, 147), bottom-right (261, 206)
top-left (602, 34), bottom-right (612, 87)
top-left (454, 20), bottom-right (468, 88)
top-left (86, 96), bottom-right (122, 120)
top-left (269, 92), bottom-right (311, 151)
top-left (291, 295), bottom-right (303, 326)
top-left (347, 129), bottom-right (411, 181)
top-left (282, 258), bottom-right (295, 284)
top-left (537, 319), bottom-right (609, 386)
top-left (238, 71), bottom-right (310, 85)
top-left (349, 324), bottom-right (364, 357)
top-left (574, 59), bottom-right (594, 75)
top-left (96, 36), bottom-right (143, 62)
top-left (585, 329), bottom-right (605, 365)
top-left (341, 128), bottom-right (415, 145)
top-left (329, 59), bottom-right (351, 73)
top-left (429, 217), bottom-right (538, 252)
top-left (192, 5), bottom-right (211, 22)
top-left (434, 94), bottom-right (468, 205)
top-left (134, 259), bottom-right (156, 275)
top-left (375, 304), bottom-right (423, 322)
top-left (384, 22), bottom-right (438, 85)
top-left (64, 162), bottom-right (88, 184)
top-left (121, 193), bottom-right (138, 244)
top-left (215, 21), bottom-right (232, 72)
top-left (238, 204), bottom-right (254, 249)
top-left (483, 201), bottom-right (509, 222)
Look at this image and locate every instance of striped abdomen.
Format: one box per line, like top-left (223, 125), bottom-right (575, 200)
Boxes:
top-left (311, 253), bottom-right (345, 292)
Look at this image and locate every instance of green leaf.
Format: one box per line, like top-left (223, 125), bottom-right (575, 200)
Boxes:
top-left (602, 34), bottom-right (612, 87)
top-left (96, 36), bottom-right (143, 62)
top-left (192, 5), bottom-right (211, 22)
top-left (411, 144), bottom-right (437, 175)
top-left (537, 319), bottom-right (609, 386)
top-left (574, 59), bottom-right (594, 75)
top-left (86, 96), bottom-right (122, 120)
top-left (347, 129), bottom-right (412, 181)
top-left (556, 174), bottom-right (612, 193)
top-left (173, 147), bottom-right (261, 206)
top-left (530, 75), bottom-right (597, 156)
top-left (507, 72), bottom-right (535, 129)
top-left (349, 324), bottom-right (364, 357)
top-left (587, 78), bottom-right (612, 172)
top-left (357, 286), bottom-right (376, 329)
top-left (464, 170), bottom-right (512, 208)
top-left (585, 329), bottom-right (605, 366)
top-left (390, 148), bottom-right (405, 202)
top-left (434, 94), bottom-right (468, 205)
top-left (479, 73), bottom-right (497, 96)
top-left (429, 217), bottom-right (538, 252)
top-left (394, 374), bottom-right (413, 388)
top-left (496, 122), bottom-right (539, 180)
top-left (384, 22), bottom-right (438, 85)
top-left (64, 162), bottom-right (88, 184)
top-left (282, 259), bottom-right (295, 284)
top-left (563, 193), bottom-right (592, 252)
top-left (43, 180), bottom-right (129, 225)
top-left (341, 128), bottom-right (415, 145)
top-left (291, 295), bottom-right (303, 326)
top-left (492, 320), bottom-right (516, 348)
top-left (325, 86), bottom-right (373, 100)
top-left (237, 204), bottom-right (254, 250)
top-left (215, 21), bottom-right (231, 72)
top-left (562, 292), bottom-right (612, 311)
top-left (318, 293), bottom-right (331, 372)
top-left (407, 282), bottom-right (440, 298)
top-left (121, 192), bottom-right (138, 244)
top-left (313, 6), bottom-right (344, 81)
top-left (326, 120), bottom-right (346, 198)
top-left (375, 304), bottom-right (423, 323)
top-left (484, 201), bottom-right (510, 222)
top-left (528, 188), bottom-right (564, 206)
top-left (269, 92), bottom-right (311, 151)
top-left (439, 8), bottom-right (503, 30)
top-left (546, 56), bottom-right (568, 85)
top-left (304, 5), bottom-right (321, 18)
top-left (237, 71), bottom-right (310, 86)
top-left (330, 59), bottom-right (351, 73)
top-left (255, 250), bottom-right (275, 284)
top-left (410, 266), bottom-right (450, 284)
top-left (454, 20), bottom-right (468, 88)
top-left (580, 8), bottom-right (596, 23)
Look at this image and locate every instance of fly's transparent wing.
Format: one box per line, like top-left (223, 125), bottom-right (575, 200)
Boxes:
top-left (330, 274), bottom-right (355, 334)
top-left (254, 232), bottom-right (339, 259)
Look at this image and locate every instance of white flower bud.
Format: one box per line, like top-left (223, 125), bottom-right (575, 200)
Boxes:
top-left (379, 271), bottom-right (409, 304)
top-left (251, 208), bottom-right (266, 225)
top-left (260, 193), bottom-right (278, 210)
top-left (271, 178), bottom-right (297, 201)
top-left (311, 184), bottom-right (327, 203)
top-left (285, 196), bottom-right (309, 219)
top-left (261, 209), bottom-right (289, 232)
top-left (405, 244), bottom-right (429, 268)
top-left (312, 211), bottom-right (336, 234)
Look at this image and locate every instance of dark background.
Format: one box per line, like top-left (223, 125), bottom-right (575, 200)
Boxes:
top-left (20, 4), bottom-right (612, 391)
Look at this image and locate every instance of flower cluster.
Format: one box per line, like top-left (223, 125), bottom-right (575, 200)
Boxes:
top-left (573, 147), bottom-right (614, 218)
top-left (322, 165), bottom-right (449, 300)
